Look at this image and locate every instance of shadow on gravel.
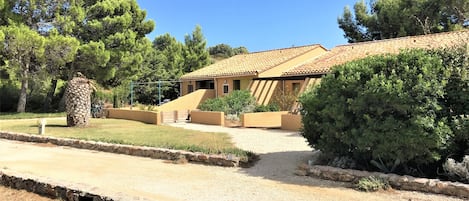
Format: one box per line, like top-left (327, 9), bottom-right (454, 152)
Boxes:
top-left (237, 151), bottom-right (351, 189)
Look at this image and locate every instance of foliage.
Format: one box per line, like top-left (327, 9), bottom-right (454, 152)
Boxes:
top-left (355, 176), bottom-right (390, 192)
top-left (271, 88), bottom-right (299, 111)
top-left (0, 24), bottom-right (45, 112)
top-left (447, 116), bottom-right (469, 160)
top-left (0, 1), bottom-right (243, 113)
top-left (299, 49), bottom-right (452, 172)
top-left (253, 103), bottom-right (280, 112)
top-left (338, 0), bottom-right (468, 43)
top-left (183, 25), bottom-right (211, 73)
top-left (224, 90), bottom-right (256, 115)
top-left (443, 155), bottom-right (469, 183)
top-left (199, 90), bottom-right (257, 116)
top-left (199, 97), bottom-right (227, 112)
top-left (208, 43), bottom-right (249, 59)
top-left (436, 46), bottom-right (469, 117)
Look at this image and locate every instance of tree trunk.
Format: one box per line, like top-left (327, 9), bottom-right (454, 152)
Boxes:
top-left (17, 65), bottom-right (29, 113)
top-left (43, 79), bottom-right (58, 112)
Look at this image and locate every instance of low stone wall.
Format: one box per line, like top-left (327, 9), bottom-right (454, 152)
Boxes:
top-left (307, 165), bottom-right (469, 198)
top-left (281, 114), bottom-right (302, 131)
top-left (190, 110), bottom-right (225, 126)
top-left (106, 108), bottom-right (161, 125)
top-left (0, 131), bottom-right (241, 167)
top-left (0, 171), bottom-right (113, 201)
top-left (241, 111), bottom-right (289, 128)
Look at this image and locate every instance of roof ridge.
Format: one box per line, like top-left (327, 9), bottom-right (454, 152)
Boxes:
top-left (247, 44), bottom-right (322, 54)
top-left (335, 30), bottom-right (469, 48)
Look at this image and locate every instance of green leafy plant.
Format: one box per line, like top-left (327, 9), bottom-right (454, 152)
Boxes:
top-left (199, 97), bottom-right (227, 112)
top-left (253, 103), bottom-right (280, 112)
top-left (299, 49), bottom-right (452, 172)
top-left (199, 90), bottom-right (256, 117)
top-left (355, 176), bottom-right (390, 192)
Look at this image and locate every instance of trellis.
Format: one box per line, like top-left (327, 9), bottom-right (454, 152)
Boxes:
top-left (129, 80), bottom-right (181, 109)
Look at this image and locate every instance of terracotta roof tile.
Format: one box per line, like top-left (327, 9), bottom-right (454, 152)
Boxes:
top-left (180, 44), bottom-right (323, 80)
top-left (284, 30), bottom-right (469, 76)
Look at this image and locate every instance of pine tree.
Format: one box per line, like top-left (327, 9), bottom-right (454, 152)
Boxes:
top-left (0, 24), bottom-right (45, 112)
top-left (338, 0), bottom-right (468, 43)
top-left (183, 25), bottom-right (210, 73)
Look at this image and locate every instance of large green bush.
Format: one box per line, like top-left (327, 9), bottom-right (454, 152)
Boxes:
top-left (299, 49), bottom-right (453, 171)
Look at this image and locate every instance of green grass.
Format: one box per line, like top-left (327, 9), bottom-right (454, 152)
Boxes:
top-left (0, 112), bottom-right (65, 120)
top-left (0, 118), bottom-right (250, 158)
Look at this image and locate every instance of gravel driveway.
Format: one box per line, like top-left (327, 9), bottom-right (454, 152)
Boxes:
top-left (0, 121), bottom-right (464, 201)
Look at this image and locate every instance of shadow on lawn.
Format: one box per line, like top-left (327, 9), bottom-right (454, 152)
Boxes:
top-left (29, 124), bottom-right (68, 128)
top-left (237, 150), bottom-right (351, 189)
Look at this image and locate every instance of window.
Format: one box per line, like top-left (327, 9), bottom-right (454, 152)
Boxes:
top-left (223, 84), bottom-right (229, 94)
top-left (233, 80), bottom-right (241, 90)
top-left (188, 85), bottom-right (194, 93)
top-left (292, 82), bottom-right (300, 93)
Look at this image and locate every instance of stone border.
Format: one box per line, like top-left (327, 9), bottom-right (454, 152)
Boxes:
top-left (306, 165), bottom-right (469, 199)
top-left (0, 171), bottom-right (113, 201)
top-left (0, 131), bottom-right (243, 167)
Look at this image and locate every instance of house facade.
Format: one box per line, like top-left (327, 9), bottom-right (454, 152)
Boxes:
top-left (176, 30), bottom-right (468, 112)
top-left (179, 44), bottom-right (327, 105)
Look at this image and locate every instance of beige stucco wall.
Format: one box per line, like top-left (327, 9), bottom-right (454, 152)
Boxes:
top-left (106, 109), bottom-right (161, 125)
top-left (215, 76), bottom-right (253, 97)
top-left (280, 80), bottom-right (305, 96)
top-left (190, 110), bottom-right (225, 126)
top-left (240, 111), bottom-right (289, 128)
top-left (281, 114), bottom-right (302, 131)
top-left (181, 77), bottom-right (253, 98)
top-left (158, 89), bottom-right (215, 111)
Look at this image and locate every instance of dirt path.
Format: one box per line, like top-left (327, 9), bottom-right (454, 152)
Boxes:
top-left (0, 122), bottom-right (464, 201)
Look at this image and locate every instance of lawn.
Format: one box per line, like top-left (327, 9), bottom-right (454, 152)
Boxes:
top-left (0, 112), bottom-right (65, 120)
top-left (0, 118), bottom-right (249, 157)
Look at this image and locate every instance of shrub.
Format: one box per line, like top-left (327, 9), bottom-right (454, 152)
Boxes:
top-left (435, 45), bottom-right (469, 117)
top-left (199, 97), bottom-right (227, 112)
top-left (299, 49), bottom-right (452, 172)
top-left (224, 90), bottom-right (256, 115)
top-left (253, 103), bottom-right (280, 112)
top-left (443, 156), bottom-right (469, 184)
top-left (355, 176), bottom-right (390, 192)
top-left (447, 116), bottom-right (469, 160)
top-left (199, 90), bottom-right (256, 116)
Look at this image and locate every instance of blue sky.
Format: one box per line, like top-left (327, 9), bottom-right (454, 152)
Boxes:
top-left (136, 1), bottom-right (359, 52)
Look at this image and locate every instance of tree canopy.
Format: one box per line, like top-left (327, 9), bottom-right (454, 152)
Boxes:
top-left (0, 1), bottom-right (247, 112)
top-left (338, 0), bottom-right (468, 43)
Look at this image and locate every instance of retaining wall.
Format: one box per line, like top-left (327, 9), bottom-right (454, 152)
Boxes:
top-left (240, 111), bottom-right (288, 128)
top-left (0, 131), bottom-right (241, 167)
top-left (281, 114), bottom-right (302, 131)
top-left (190, 110), bottom-right (225, 126)
top-left (106, 109), bottom-right (161, 125)
top-left (0, 171), bottom-right (113, 201)
top-left (306, 165), bottom-right (469, 199)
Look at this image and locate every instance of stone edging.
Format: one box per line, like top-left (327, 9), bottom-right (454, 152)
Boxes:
top-left (0, 131), bottom-right (241, 167)
top-left (306, 165), bottom-right (469, 198)
top-left (0, 171), bottom-right (113, 201)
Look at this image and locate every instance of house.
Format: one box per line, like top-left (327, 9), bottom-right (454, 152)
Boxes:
top-left (281, 30), bottom-right (469, 111)
top-left (179, 44), bottom-right (327, 106)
